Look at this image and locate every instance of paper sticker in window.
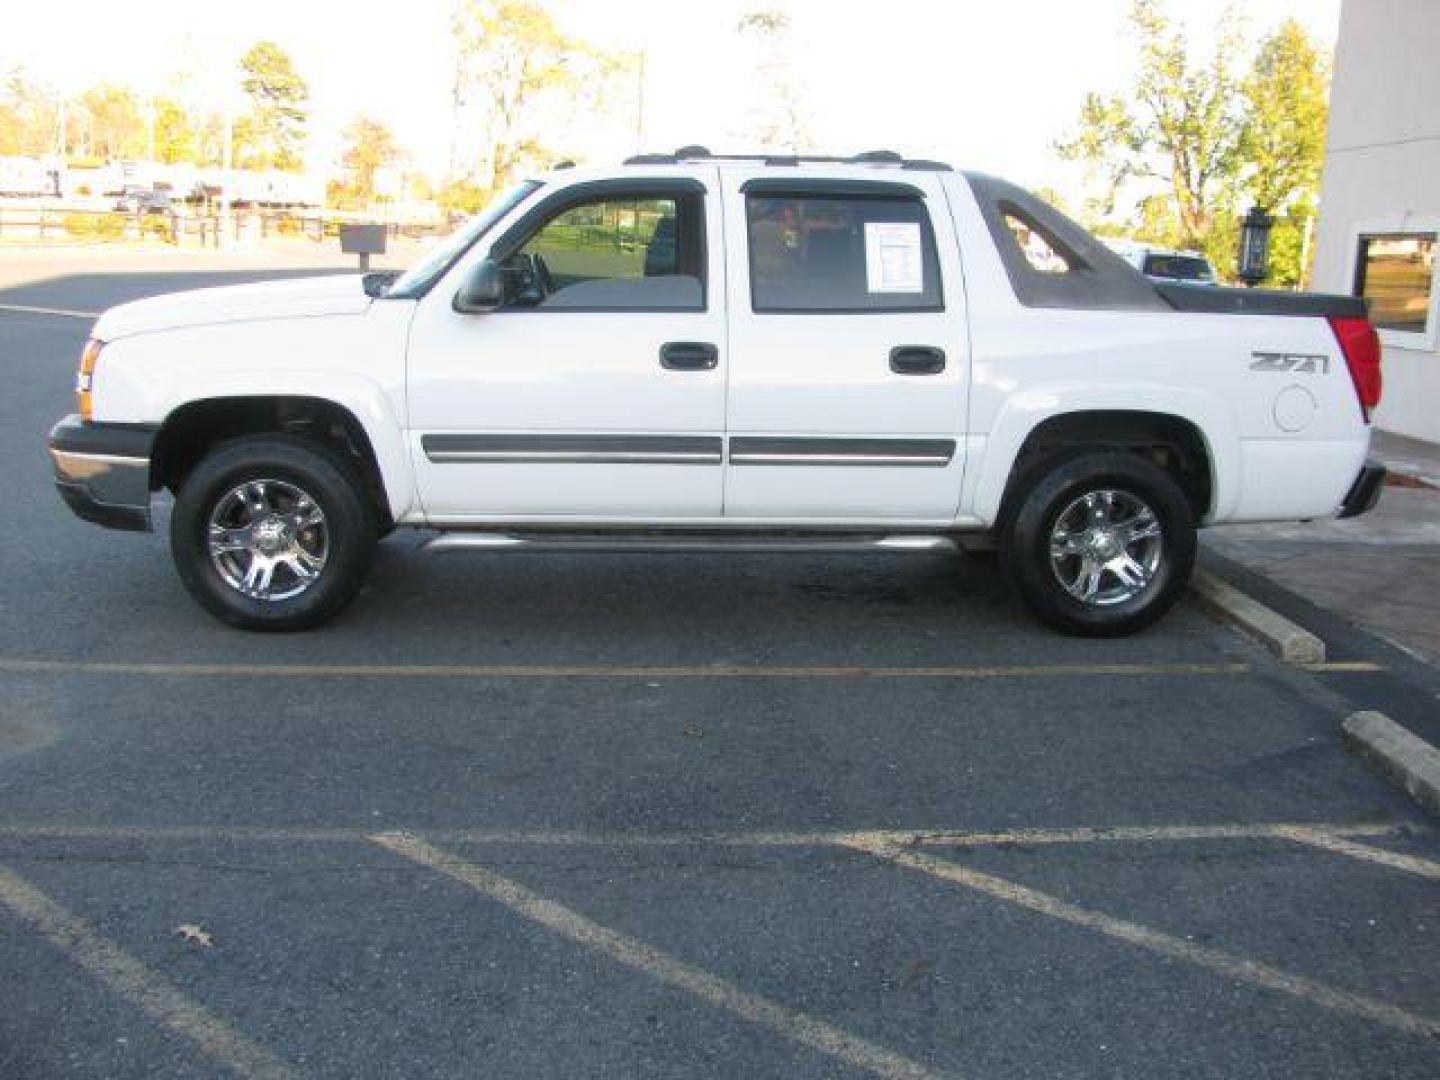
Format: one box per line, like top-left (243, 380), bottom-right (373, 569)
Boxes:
top-left (864, 221), bottom-right (924, 293)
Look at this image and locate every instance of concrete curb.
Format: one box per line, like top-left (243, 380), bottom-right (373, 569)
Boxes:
top-left (1190, 569), bottom-right (1326, 665)
top-left (1342, 711), bottom-right (1440, 816)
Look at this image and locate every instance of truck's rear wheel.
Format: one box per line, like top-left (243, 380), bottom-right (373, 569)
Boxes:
top-left (1002, 452), bottom-right (1195, 636)
top-left (170, 435), bottom-right (375, 631)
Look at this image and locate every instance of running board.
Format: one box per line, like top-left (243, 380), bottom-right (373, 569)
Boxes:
top-left (422, 532), bottom-right (959, 556)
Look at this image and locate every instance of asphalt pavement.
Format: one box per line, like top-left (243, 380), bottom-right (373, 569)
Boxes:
top-left (1, 254), bottom-right (1437, 1079)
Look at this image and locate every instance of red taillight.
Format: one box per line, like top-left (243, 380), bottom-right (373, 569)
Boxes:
top-left (1328, 315), bottom-right (1383, 422)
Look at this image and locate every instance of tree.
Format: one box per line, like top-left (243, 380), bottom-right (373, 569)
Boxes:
top-left (1240, 20), bottom-right (1329, 213)
top-left (1058, 1), bottom-right (1331, 285)
top-left (1058, 0), bottom-right (1246, 251)
top-left (736, 9), bottom-right (812, 153)
top-left (0, 102), bottom-right (20, 156)
top-left (435, 177), bottom-right (492, 216)
top-left (0, 71), bottom-right (59, 158)
top-left (80, 84), bottom-right (146, 161)
top-left (449, 0), bottom-right (624, 192)
top-left (334, 116), bottom-right (400, 209)
top-left (1237, 19), bottom-right (1330, 285)
top-left (153, 96), bottom-right (200, 164)
top-left (236, 41), bottom-right (310, 171)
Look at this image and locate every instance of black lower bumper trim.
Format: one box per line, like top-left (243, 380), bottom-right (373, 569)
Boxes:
top-left (49, 414), bottom-right (155, 532)
top-left (1338, 460), bottom-right (1385, 519)
top-left (56, 482), bottom-right (152, 532)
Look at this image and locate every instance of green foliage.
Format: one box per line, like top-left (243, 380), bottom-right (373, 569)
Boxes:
top-left (79, 83), bottom-right (147, 160)
top-left (450, 0), bottom-right (628, 189)
top-left (332, 116), bottom-right (400, 209)
top-left (62, 213), bottom-right (126, 241)
top-left (139, 214), bottom-right (175, 241)
top-left (236, 41), bottom-right (310, 172)
top-left (1237, 20), bottom-right (1330, 285)
top-left (0, 72), bottom-right (59, 157)
top-left (1057, 0), bottom-right (1246, 249)
top-left (436, 178), bottom-right (493, 216)
top-left (1059, 0), bottom-right (1330, 287)
top-left (0, 100), bottom-right (27, 156)
top-left (153, 97), bottom-right (200, 164)
top-left (1030, 187), bottom-right (1073, 215)
top-left (1241, 20), bottom-right (1330, 213)
top-left (1, 67), bottom-right (227, 168)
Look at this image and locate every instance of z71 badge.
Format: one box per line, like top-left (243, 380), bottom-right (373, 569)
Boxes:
top-left (1249, 351), bottom-right (1330, 374)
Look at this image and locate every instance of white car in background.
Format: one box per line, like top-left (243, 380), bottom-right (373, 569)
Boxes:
top-left (1108, 240), bottom-right (1220, 285)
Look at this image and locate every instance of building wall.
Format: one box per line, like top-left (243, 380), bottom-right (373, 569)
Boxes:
top-left (1313, 0), bottom-right (1440, 443)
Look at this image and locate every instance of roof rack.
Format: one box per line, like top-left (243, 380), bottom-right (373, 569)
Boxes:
top-left (621, 145), bottom-right (953, 172)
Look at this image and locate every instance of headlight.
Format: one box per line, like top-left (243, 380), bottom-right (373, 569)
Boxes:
top-left (76, 339), bottom-right (104, 421)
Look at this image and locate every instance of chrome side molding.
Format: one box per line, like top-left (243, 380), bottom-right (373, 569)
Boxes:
top-left (421, 434), bottom-right (723, 465)
top-left (728, 436), bottom-right (955, 468)
top-left (422, 532), bottom-right (959, 555)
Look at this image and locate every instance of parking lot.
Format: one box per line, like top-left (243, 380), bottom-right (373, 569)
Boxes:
top-left (2, 256), bottom-right (1437, 1078)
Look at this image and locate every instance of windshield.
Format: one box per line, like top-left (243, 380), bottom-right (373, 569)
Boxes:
top-left (1143, 254), bottom-right (1215, 282)
top-left (386, 180), bottom-right (541, 298)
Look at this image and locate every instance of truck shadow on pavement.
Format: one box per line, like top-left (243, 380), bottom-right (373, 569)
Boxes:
top-left (0, 268), bottom-right (363, 314)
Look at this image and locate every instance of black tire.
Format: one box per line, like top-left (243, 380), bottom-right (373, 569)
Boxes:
top-left (170, 434), bottom-right (376, 631)
top-left (1001, 451), bottom-right (1196, 637)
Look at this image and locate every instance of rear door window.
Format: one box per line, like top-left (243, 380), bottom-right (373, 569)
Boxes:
top-left (746, 194), bottom-right (943, 312)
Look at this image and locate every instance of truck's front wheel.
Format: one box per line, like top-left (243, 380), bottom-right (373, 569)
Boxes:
top-left (170, 435), bottom-right (376, 631)
top-left (1002, 452), bottom-right (1196, 636)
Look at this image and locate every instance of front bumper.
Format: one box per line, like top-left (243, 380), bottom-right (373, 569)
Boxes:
top-left (48, 414), bottom-right (156, 532)
top-left (1337, 459), bottom-right (1386, 520)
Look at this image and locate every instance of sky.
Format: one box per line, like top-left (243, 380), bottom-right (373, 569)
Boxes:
top-left (1, 0), bottom-right (1341, 203)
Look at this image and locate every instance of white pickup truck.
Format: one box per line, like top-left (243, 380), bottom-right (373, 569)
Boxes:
top-left (48, 148), bottom-right (1386, 636)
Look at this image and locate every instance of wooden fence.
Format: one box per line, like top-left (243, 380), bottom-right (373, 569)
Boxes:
top-left (0, 207), bottom-right (445, 247)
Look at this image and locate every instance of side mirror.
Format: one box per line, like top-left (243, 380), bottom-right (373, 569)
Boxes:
top-left (453, 258), bottom-right (507, 313)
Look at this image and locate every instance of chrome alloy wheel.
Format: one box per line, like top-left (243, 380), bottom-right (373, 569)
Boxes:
top-left (206, 479), bottom-right (328, 602)
top-left (1048, 488), bottom-right (1163, 606)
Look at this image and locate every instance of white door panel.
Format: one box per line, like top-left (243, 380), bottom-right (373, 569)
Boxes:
top-left (723, 456), bottom-right (967, 519)
top-left (721, 170), bottom-right (970, 520)
top-left (723, 313), bottom-right (965, 434)
top-left (405, 170), bottom-right (726, 521)
top-left (408, 313), bottom-right (724, 432)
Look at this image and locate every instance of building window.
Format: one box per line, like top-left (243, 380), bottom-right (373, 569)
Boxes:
top-left (1355, 233), bottom-right (1436, 335)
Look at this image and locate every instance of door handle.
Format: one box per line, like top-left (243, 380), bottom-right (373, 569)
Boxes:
top-left (660, 342), bottom-right (719, 371)
top-left (889, 346), bottom-right (946, 375)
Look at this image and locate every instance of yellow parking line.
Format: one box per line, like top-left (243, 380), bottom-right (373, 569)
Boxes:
top-left (371, 832), bottom-right (943, 1080)
top-left (844, 838), bottom-right (1440, 1039)
top-left (0, 657), bottom-right (1268, 679)
top-left (0, 302), bottom-right (99, 319)
top-left (0, 656), bottom-right (1386, 680)
top-left (1275, 827), bottom-right (1440, 881)
top-left (0, 863), bottom-right (297, 1079)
